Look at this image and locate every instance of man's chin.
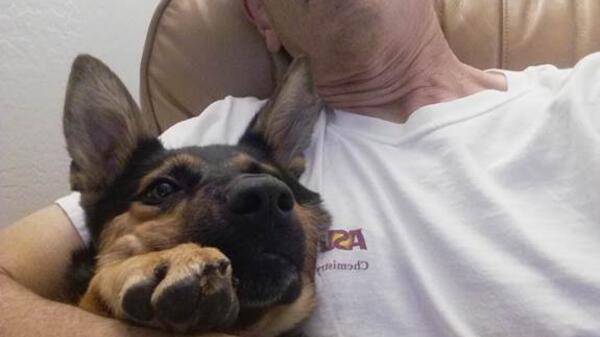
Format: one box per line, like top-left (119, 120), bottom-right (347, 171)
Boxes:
top-left (234, 253), bottom-right (303, 310)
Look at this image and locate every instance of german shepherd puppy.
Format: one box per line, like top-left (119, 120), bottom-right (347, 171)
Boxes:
top-left (63, 55), bottom-right (330, 337)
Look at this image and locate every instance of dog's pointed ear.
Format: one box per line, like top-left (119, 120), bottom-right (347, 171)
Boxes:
top-left (63, 55), bottom-right (153, 196)
top-left (242, 56), bottom-right (323, 177)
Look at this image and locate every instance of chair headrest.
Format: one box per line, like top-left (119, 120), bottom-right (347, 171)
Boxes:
top-left (141, 0), bottom-right (600, 132)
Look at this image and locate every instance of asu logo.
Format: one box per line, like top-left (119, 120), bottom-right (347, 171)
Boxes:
top-left (321, 229), bottom-right (368, 252)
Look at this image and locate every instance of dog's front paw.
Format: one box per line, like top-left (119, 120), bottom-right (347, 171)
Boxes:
top-left (83, 243), bottom-right (239, 333)
top-left (122, 244), bottom-right (239, 332)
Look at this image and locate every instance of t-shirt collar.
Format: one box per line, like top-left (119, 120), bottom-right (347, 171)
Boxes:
top-left (327, 70), bottom-right (533, 145)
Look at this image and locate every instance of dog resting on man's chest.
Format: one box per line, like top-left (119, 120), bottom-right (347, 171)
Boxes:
top-left (62, 54), bottom-right (330, 337)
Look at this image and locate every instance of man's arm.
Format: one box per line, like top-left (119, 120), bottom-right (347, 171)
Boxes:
top-left (0, 206), bottom-right (233, 337)
top-left (0, 205), bottom-right (83, 300)
top-left (0, 273), bottom-right (190, 337)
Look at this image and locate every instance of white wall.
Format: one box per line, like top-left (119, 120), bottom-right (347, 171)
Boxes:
top-left (0, 0), bottom-right (161, 226)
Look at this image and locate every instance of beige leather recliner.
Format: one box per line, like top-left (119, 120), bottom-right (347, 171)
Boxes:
top-left (140, 0), bottom-right (600, 133)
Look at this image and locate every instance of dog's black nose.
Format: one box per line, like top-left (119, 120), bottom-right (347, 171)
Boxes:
top-left (227, 175), bottom-right (294, 226)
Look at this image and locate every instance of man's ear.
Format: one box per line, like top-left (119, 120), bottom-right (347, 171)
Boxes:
top-left (63, 55), bottom-right (153, 197)
top-left (243, 0), bottom-right (282, 53)
top-left (242, 56), bottom-right (323, 177)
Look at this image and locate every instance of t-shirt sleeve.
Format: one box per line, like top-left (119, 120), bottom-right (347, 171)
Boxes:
top-left (55, 96), bottom-right (267, 246)
top-left (55, 192), bottom-right (90, 244)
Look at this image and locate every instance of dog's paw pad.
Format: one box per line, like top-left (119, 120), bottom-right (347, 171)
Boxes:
top-left (155, 276), bottom-right (202, 325)
top-left (195, 284), bottom-right (238, 328)
top-left (122, 279), bottom-right (156, 322)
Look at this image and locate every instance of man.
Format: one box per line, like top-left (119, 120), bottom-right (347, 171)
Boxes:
top-left (2, 1), bottom-right (600, 336)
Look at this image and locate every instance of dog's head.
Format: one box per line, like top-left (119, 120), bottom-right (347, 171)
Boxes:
top-left (63, 55), bottom-right (329, 328)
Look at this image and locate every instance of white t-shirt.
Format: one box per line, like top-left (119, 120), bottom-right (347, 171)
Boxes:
top-left (57, 53), bottom-right (600, 337)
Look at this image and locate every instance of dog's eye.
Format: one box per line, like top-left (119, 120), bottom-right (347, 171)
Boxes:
top-left (140, 179), bottom-right (180, 205)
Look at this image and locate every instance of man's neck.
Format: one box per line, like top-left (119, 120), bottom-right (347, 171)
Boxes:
top-left (313, 27), bottom-right (507, 123)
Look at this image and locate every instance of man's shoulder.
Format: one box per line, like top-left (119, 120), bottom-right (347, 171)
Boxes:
top-left (159, 96), bottom-right (267, 149)
top-left (520, 52), bottom-right (600, 94)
